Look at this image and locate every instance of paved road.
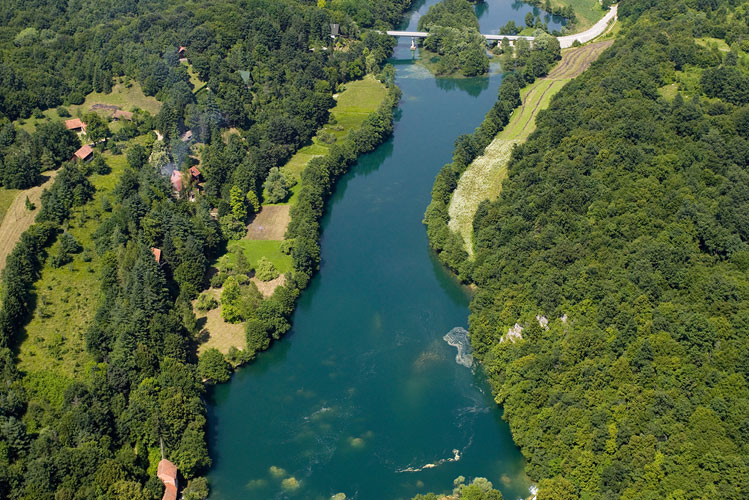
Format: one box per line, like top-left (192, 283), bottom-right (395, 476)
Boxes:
top-left (386, 5), bottom-right (618, 49)
top-left (558, 5), bottom-right (618, 48)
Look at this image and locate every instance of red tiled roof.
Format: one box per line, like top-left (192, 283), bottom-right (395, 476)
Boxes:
top-left (73, 145), bottom-right (93, 160)
top-left (189, 166), bottom-right (201, 178)
top-left (178, 46), bottom-right (187, 54)
top-left (157, 459), bottom-right (177, 485)
top-left (157, 459), bottom-right (178, 500)
top-left (162, 484), bottom-right (177, 500)
top-left (151, 247), bottom-right (162, 263)
top-left (65, 118), bottom-right (86, 130)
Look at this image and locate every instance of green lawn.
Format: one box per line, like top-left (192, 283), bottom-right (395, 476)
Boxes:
top-left (17, 152), bottom-right (127, 388)
top-left (502, 79), bottom-right (568, 141)
top-left (217, 240), bottom-right (293, 274)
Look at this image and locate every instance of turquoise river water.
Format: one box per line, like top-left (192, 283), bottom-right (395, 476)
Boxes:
top-left (206, 1), bottom-right (544, 498)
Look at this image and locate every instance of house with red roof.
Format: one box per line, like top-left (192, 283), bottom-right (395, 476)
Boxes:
top-left (72, 144), bottom-right (93, 161)
top-left (189, 166), bottom-right (201, 181)
top-left (64, 118), bottom-right (86, 132)
top-left (157, 459), bottom-right (178, 500)
top-left (151, 247), bottom-right (162, 265)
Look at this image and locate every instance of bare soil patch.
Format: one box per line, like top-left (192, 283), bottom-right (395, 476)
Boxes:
top-left (194, 288), bottom-right (245, 355)
top-left (246, 205), bottom-right (290, 240)
top-left (251, 274), bottom-right (286, 298)
top-left (0, 171), bottom-right (58, 276)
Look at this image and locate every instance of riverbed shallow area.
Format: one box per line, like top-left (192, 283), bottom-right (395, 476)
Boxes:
top-left (206, 1), bottom-right (532, 499)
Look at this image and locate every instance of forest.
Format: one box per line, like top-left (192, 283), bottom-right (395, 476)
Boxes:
top-left (0, 0), bottom-right (409, 499)
top-left (427, 0), bottom-right (749, 498)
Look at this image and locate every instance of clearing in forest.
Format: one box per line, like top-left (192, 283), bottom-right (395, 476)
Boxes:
top-left (195, 288), bottom-right (245, 356)
top-left (280, 74), bottom-right (388, 204)
top-left (448, 40), bottom-right (614, 255)
top-left (15, 80), bottom-right (161, 133)
top-left (16, 154), bottom-right (127, 399)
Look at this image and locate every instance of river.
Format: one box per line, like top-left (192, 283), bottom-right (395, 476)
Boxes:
top-left (206, 1), bottom-right (546, 499)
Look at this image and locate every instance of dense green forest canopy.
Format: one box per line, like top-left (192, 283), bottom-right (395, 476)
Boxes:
top-left (429, 0), bottom-right (749, 498)
top-left (417, 0), bottom-right (490, 77)
top-left (0, 1), bottom-right (408, 499)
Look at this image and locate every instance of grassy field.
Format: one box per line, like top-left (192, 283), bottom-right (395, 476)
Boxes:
top-left (194, 288), bottom-right (245, 356)
top-left (15, 80), bottom-right (160, 133)
top-left (658, 83), bottom-right (679, 101)
top-left (448, 41), bottom-right (613, 255)
top-left (17, 154), bottom-right (127, 387)
top-left (280, 75), bottom-right (387, 189)
top-left (217, 240), bottom-right (293, 274)
top-left (554, 0), bottom-right (607, 31)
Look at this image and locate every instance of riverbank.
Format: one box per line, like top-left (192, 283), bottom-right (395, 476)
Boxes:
top-left (194, 73), bottom-right (400, 364)
top-left (205, 31), bottom-right (532, 498)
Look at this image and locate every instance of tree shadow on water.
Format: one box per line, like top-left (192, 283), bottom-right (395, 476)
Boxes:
top-left (435, 75), bottom-right (490, 97)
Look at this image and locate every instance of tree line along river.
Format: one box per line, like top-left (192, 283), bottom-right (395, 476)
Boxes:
top-left (206, 1), bottom-right (560, 498)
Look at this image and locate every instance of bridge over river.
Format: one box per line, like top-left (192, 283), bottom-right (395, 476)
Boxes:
top-left (386, 4), bottom-right (617, 49)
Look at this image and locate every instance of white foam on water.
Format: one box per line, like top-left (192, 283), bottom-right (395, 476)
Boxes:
top-left (443, 327), bottom-right (474, 368)
top-left (396, 448), bottom-right (462, 473)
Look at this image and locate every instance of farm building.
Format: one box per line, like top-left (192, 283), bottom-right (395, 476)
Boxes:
top-left (64, 118), bottom-right (86, 132)
top-left (72, 144), bottom-right (93, 161)
top-left (189, 166), bottom-right (201, 181)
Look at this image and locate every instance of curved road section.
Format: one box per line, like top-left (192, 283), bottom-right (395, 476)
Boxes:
top-left (558, 5), bottom-right (617, 48)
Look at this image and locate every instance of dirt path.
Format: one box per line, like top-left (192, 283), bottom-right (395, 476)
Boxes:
top-left (0, 171), bottom-right (58, 276)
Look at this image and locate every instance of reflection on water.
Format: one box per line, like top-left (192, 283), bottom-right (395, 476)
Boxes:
top-left (435, 77), bottom-right (491, 97)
